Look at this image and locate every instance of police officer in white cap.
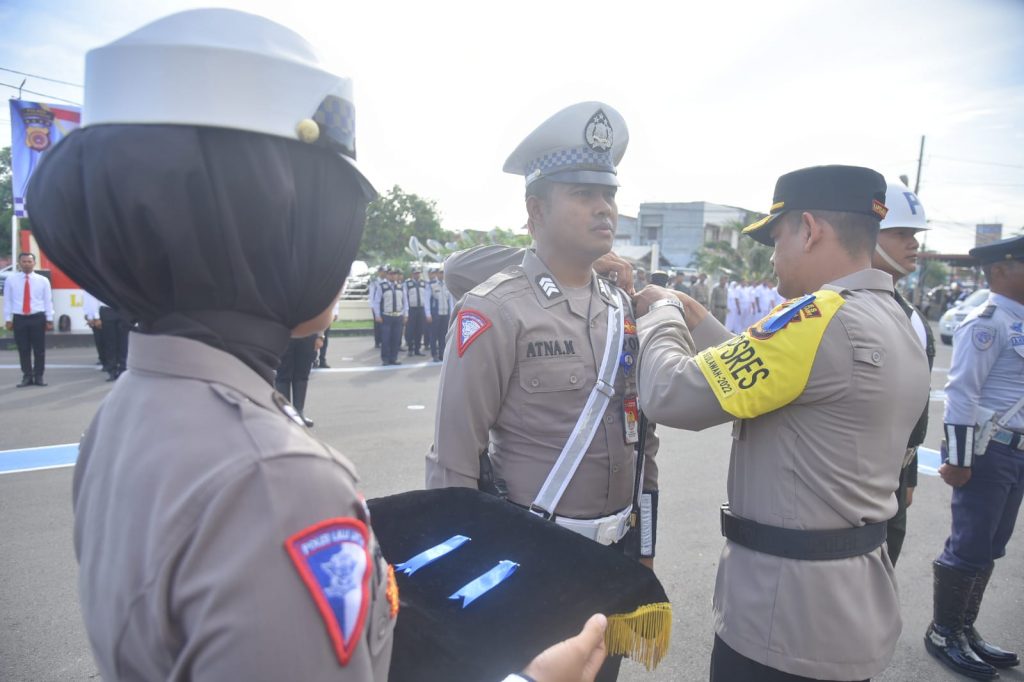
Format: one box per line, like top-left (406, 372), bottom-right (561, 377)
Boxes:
top-left (27, 10), bottom-right (608, 682)
top-left (427, 101), bottom-right (659, 682)
top-left (871, 181), bottom-right (935, 565)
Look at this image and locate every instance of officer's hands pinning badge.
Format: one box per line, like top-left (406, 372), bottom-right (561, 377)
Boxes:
top-left (457, 309), bottom-right (492, 357)
top-left (285, 518), bottom-right (372, 666)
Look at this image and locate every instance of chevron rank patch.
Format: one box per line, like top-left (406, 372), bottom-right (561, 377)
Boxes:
top-left (285, 518), bottom-right (372, 666)
top-left (457, 309), bottom-right (492, 357)
top-left (536, 274), bottom-right (561, 300)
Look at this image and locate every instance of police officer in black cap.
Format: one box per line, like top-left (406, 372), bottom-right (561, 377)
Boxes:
top-left (925, 234), bottom-right (1024, 680)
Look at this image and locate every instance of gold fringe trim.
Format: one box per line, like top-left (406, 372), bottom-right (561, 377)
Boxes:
top-left (604, 602), bottom-right (672, 670)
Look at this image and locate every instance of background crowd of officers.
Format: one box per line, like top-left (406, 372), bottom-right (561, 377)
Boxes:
top-left (368, 264), bottom-right (455, 365)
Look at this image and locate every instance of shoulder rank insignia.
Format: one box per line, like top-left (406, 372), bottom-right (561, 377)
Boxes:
top-left (285, 518), bottom-right (372, 666)
top-left (536, 274), bottom-right (561, 300)
top-left (457, 309), bottom-right (492, 357)
top-left (979, 304), bottom-right (997, 319)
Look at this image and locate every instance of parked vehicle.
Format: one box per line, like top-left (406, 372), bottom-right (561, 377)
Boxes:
top-left (938, 288), bottom-right (990, 345)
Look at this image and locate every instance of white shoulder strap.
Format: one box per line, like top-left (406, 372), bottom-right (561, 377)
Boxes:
top-left (531, 300), bottom-right (624, 517)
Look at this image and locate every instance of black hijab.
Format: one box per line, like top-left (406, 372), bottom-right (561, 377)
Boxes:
top-left (26, 125), bottom-right (369, 382)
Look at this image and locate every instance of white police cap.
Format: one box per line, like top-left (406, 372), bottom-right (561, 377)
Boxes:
top-left (83, 9), bottom-right (373, 195)
top-left (504, 102), bottom-right (628, 188)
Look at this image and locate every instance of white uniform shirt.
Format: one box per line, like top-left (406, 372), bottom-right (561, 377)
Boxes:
top-left (3, 271), bottom-right (54, 322)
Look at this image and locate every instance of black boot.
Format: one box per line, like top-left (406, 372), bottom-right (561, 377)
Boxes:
top-left (925, 561), bottom-right (999, 680)
top-left (965, 564), bottom-right (1019, 668)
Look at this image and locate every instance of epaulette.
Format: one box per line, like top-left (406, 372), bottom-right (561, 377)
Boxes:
top-left (979, 304), bottom-right (997, 319)
top-left (470, 265), bottom-right (525, 298)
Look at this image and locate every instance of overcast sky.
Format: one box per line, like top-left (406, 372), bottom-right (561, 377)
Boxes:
top-left (2, 0), bottom-right (1022, 254)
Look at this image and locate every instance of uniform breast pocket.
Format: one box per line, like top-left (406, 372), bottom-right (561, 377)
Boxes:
top-left (516, 358), bottom-right (588, 435)
top-left (519, 357), bottom-right (588, 394)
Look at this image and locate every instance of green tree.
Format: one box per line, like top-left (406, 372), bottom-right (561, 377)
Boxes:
top-left (454, 227), bottom-right (532, 250)
top-left (689, 220), bottom-right (774, 280)
top-left (359, 185), bottom-right (450, 262)
top-left (1, 147), bottom-right (12, 261)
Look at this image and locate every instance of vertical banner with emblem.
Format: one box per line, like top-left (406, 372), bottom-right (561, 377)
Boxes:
top-left (9, 100), bottom-right (82, 218)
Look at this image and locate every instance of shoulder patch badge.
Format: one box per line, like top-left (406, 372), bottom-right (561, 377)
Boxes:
top-left (972, 325), bottom-right (996, 351)
top-left (285, 518), bottom-right (372, 666)
top-left (457, 309), bottom-right (492, 357)
top-left (696, 289), bottom-right (846, 419)
top-left (536, 274), bottom-right (561, 300)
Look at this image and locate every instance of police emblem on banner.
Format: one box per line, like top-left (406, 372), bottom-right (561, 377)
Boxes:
top-left (285, 518), bottom-right (372, 666)
top-left (584, 109), bottom-right (613, 152)
top-left (18, 106), bottom-right (55, 152)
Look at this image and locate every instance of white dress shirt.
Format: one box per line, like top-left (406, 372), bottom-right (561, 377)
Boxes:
top-left (4, 271), bottom-right (54, 322)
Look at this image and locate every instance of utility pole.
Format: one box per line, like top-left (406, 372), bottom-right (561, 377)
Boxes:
top-left (914, 135), bottom-right (925, 194)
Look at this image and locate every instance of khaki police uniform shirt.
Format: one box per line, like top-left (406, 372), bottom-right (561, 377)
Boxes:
top-left (636, 268), bottom-right (929, 680)
top-left (427, 248), bottom-right (658, 518)
top-left (73, 333), bottom-right (394, 681)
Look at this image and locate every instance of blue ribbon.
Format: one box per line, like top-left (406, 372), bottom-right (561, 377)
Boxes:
top-left (449, 560), bottom-right (519, 608)
top-left (395, 535), bottom-right (471, 576)
top-left (761, 294), bottom-right (816, 333)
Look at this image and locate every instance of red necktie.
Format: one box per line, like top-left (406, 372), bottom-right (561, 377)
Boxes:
top-left (22, 275), bottom-right (31, 314)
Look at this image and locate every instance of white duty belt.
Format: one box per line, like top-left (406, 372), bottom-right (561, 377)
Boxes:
top-left (530, 299), bottom-right (625, 532)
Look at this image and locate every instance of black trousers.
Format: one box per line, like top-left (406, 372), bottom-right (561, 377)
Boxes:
top-left (431, 314), bottom-right (449, 360)
top-left (318, 327), bottom-right (330, 365)
top-left (275, 335), bottom-right (317, 413)
top-left (886, 463), bottom-right (912, 565)
top-left (405, 307), bottom-right (426, 352)
top-left (91, 326), bottom-right (104, 364)
top-left (380, 315), bottom-right (403, 363)
top-left (99, 307), bottom-right (130, 374)
top-left (710, 635), bottom-right (868, 682)
top-left (13, 313), bottom-right (46, 380)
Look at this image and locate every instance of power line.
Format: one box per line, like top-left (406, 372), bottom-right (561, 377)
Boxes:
top-left (0, 66), bottom-right (82, 88)
top-left (929, 154), bottom-right (1024, 171)
top-left (0, 82), bottom-right (80, 106)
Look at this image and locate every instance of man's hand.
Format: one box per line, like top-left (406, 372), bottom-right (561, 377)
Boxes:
top-left (639, 557), bottom-right (654, 571)
top-left (633, 285), bottom-right (678, 317)
top-left (314, 337), bottom-right (324, 352)
top-left (594, 253), bottom-right (635, 296)
top-left (426, 315), bottom-right (432, 323)
top-left (45, 322), bottom-right (54, 332)
top-left (522, 613), bottom-right (607, 682)
top-left (905, 487), bottom-right (915, 507)
top-left (939, 464), bottom-right (971, 488)
top-left (4, 322), bottom-right (11, 331)
top-left (374, 315), bottom-right (383, 324)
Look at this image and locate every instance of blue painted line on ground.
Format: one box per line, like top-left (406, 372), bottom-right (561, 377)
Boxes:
top-left (0, 443), bottom-right (79, 475)
top-left (918, 446), bottom-right (941, 477)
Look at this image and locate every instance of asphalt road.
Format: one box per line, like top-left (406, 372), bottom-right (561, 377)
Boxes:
top-left (1, 333), bottom-right (1021, 681)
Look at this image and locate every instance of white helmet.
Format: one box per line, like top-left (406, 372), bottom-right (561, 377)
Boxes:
top-left (84, 9), bottom-right (373, 196)
top-left (879, 181), bottom-right (928, 231)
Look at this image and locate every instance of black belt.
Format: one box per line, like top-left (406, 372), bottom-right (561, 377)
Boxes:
top-left (720, 504), bottom-right (887, 561)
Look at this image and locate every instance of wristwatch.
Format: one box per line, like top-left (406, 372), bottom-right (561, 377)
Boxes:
top-left (646, 297), bottom-right (685, 320)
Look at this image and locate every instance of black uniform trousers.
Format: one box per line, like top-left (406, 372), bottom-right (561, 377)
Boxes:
top-left (99, 306), bottom-right (130, 375)
top-left (13, 312), bottom-right (46, 381)
top-left (318, 327), bottom-right (330, 365)
top-left (405, 306), bottom-right (426, 353)
top-left (275, 335), bottom-right (318, 414)
top-left (431, 313), bottom-right (449, 361)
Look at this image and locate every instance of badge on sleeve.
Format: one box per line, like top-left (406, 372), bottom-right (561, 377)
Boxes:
top-left (457, 309), bottom-right (492, 357)
top-left (285, 518), bottom-right (372, 666)
top-left (972, 325), bottom-right (995, 351)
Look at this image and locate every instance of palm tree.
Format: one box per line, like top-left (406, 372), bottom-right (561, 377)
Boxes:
top-left (690, 220), bottom-right (774, 280)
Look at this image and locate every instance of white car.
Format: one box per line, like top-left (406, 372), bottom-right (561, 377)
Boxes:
top-left (938, 288), bottom-right (990, 345)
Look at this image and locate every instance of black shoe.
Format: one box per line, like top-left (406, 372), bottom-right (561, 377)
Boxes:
top-left (106, 372), bottom-right (118, 382)
top-left (925, 562), bottom-right (999, 680)
top-left (17, 376), bottom-right (33, 387)
top-left (319, 362), bottom-right (331, 369)
top-left (390, 361), bottom-right (402, 366)
top-left (965, 565), bottom-right (1020, 668)
top-left (414, 351), bottom-right (426, 356)
top-left (302, 416), bottom-right (314, 428)
top-left (34, 380), bottom-right (48, 387)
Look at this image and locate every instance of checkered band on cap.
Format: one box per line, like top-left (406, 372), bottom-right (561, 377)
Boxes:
top-left (313, 95), bottom-right (356, 157)
top-left (525, 146), bottom-right (614, 178)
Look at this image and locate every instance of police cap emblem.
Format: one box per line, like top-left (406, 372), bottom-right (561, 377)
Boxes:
top-left (584, 109), bottom-right (613, 152)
